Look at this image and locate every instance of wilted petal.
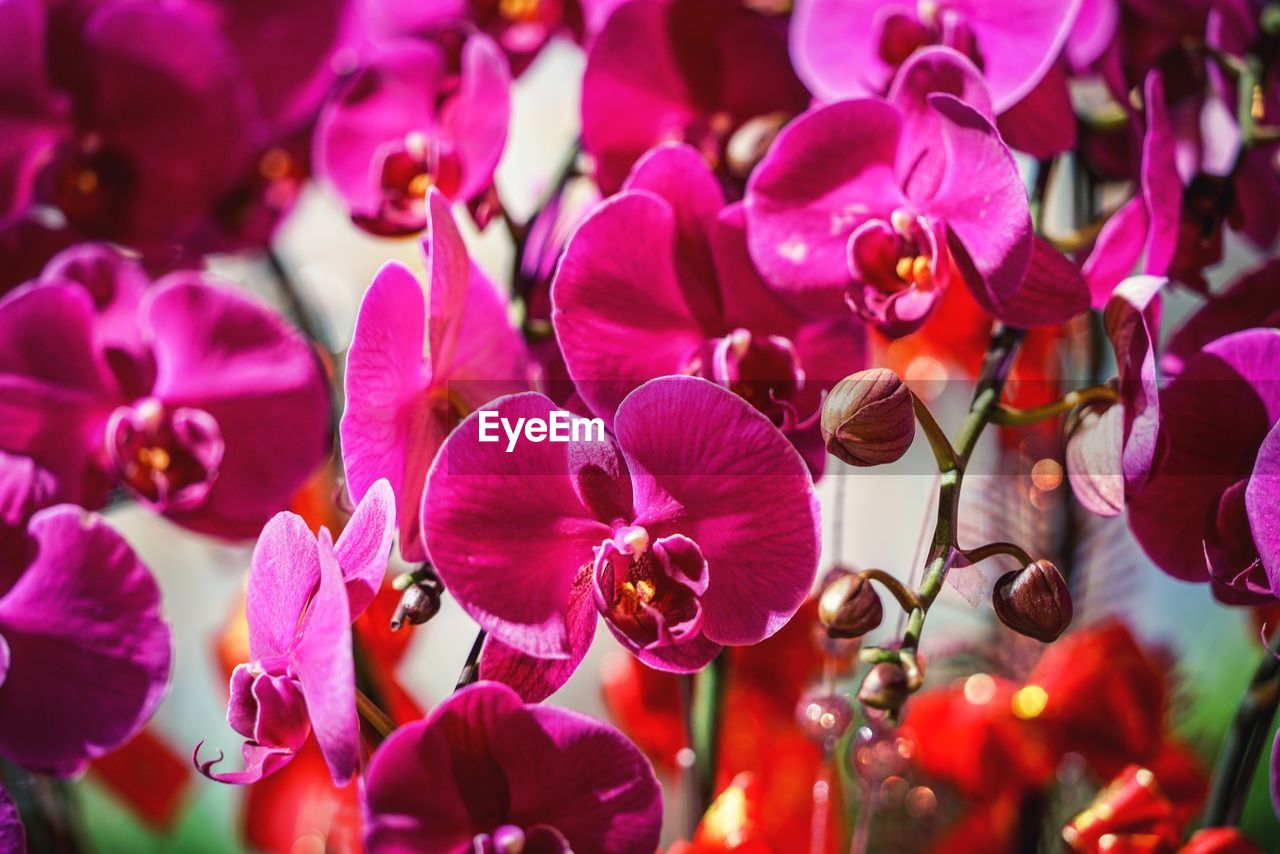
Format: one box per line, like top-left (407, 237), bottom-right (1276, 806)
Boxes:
top-left (0, 506), bottom-right (171, 775)
top-left (1105, 275), bottom-right (1163, 494)
top-left (614, 377), bottom-right (819, 646)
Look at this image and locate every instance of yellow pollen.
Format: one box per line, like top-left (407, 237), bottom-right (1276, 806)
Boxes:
top-left (137, 446), bottom-right (171, 472)
top-left (408, 172), bottom-right (434, 197)
top-left (76, 170), bottom-right (100, 195)
top-left (895, 255), bottom-right (933, 289)
top-left (499, 0), bottom-right (540, 22)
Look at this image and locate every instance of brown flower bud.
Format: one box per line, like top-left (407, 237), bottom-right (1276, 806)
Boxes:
top-left (992, 559), bottom-right (1073, 642)
top-left (820, 369), bottom-right (915, 466)
top-left (857, 662), bottom-right (911, 711)
top-left (818, 572), bottom-right (883, 639)
top-left (390, 568), bottom-right (444, 631)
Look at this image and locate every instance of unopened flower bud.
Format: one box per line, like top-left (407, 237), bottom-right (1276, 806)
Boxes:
top-left (390, 567), bottom-right (444, 630)
top-left (857, 662), bottom-right (911, 711)
top-left (993, 559), bottom-right (1073, 642)
top-left (821, 369), bottom-right (915, 466)
top-left (818, 572), bottom-right (883, 639)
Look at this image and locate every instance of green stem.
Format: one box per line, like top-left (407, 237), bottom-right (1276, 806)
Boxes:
top-left (989, 385), bottom-right (1119, 426)
top-left (691, 652), bottom-right (728, 811)
top-left (1202, 629), bottom-right (1280, 827)
top-left (959, 541), bottom-right (1033, 568)
top-left (911, 394), bottom-right (957, 473)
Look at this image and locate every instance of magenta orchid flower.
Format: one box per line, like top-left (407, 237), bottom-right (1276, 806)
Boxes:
top-left (0, 454), bottom-right (171, 777)
top-left (363, 681), bottom-right (662, 853)
top-left (315, 34), bottom-right (511, 236)
top-left (789, 0), bottom-right (1079, 111)
top-left (552, 143), bottom-right (866, 475)
top-left (0, 0), bottom-right (346, 255)
top-left (342, 189), bottom-right (528, 561)
top-left (1065, 276), bottom-right (1163, 516)
top-left (744, 47), bottom-right (1034, 338)
top-left (0, 244), bottom-right (331, 539)
top-left (197, 480), bottom-right (396, 785)
top-left (361, 0), bottom-right (583, 76)
top-left (424, 376), bottom-right (820, 701)
top-left (1128, 329), bottom-right (1280, 604)
top-left (1081, 72), bottom-right (1180, 308)
top-left (581, 0), bottom-right (809, 194)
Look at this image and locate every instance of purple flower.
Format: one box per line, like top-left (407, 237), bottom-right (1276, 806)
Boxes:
top-left (1065, 275), bottom-right (1163, 516)
top-left (424, 376), bottom-right (820, 701)
top-left (1128, 329), bottom-right (1280, 603)
top-left (362, 681), bottom-right (662, 853)
top-left (1080, 72), bottom-right (1180, 308)
top-left (342, 189), bottom-right (528, 561)
top-left (744, 48), bottom-right (1033, 338)
top-left (789, 0), bottom-right (1078, 111)
top-left (361, 0), bottom-right (583, 75)
top-left (1164, 259), bottom-right (1280, 377)
top-left (552, 143), bottom-right (865, 475)
top-left (197, 480), bottom-right (396, 785)
top-left (0, 244), bottom-right (331, 539)
top-left (581, 0), bottom-right (809, 194)
top-left (0, 457), bottom-right (171, 776)
top-left (315, 34), bottom-right (511, 236)
top-left (0, 783), bottom-right (20, 853)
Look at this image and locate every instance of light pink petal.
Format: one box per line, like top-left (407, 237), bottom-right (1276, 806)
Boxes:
top-left (333, 478), bottom-right (396, 620)
top-left (923, 94), bottom-right (1033, 310)
top-left (246, 511), bottom-right (319, 661)
top-left (340, 261), bottom-right (436, 562)
top-left (951, 0), bottom-right (1081, 111)
top-left (789, 0), bottom-right (895, 102)
top-left (445, 264), bottom-right (529, 406)
top-left (1066, 0), bottom-right (1118, 69)
top-left (145, 276), bottom-right (331, 539)
top-left (0, 506), bottom-right (170, 776)
top-left (293, 529), bottom-right (359, 785)
top-left (423, 394), bottom-right (610, 658)
top-left (1247, 422), bottom-right (1280, 594)
top-left (1105, 275), bottom-right (1163, 494)
top-left (1066, 404), bottom-right (1125, 516)
top-left (745, 99), bottom-right (906, 302)
top-left (552, 192), bottom-right (709, 426)
top-left (479, 579), bottom-right (598, 703)
top-left (614, 377), bottom-right (820, 646)
top-left (447, 34), bottom-right (512, 202)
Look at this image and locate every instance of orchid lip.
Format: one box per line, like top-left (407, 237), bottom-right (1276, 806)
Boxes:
top-left (106, 397), bottom-right (225, 511)
top-left (592, 527), bottom-right (709, 652)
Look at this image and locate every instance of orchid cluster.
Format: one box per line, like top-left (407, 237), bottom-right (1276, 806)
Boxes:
top-left (2, 0), bottom-right (1280, 852)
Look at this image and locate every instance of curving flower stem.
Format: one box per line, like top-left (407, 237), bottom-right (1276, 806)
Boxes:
top-left (988, 384), bottom-right (1119, 427)
top-left (958, 541), bottom-right (1033, 568)
top-left (861, 328), bottom-right (1025, 705)
top-left (1202, 628), bottom-right (1280, 827)
top-left (454, 628), bottom-right (488, 691)
top-left (356, 688), bottom-right (396, 741)
top-left (691, 652), bottom-right (728, 813)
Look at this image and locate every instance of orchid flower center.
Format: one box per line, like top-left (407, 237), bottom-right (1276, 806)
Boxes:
top-left (358, 130), bottom-right (463, 235)
top-left (592, 526), bottom-right (709, 652)
top-left (702, 328), bottom-right (805, 426)
top-left (878, 2), bottom-right (983, 70)
top-left (848, 209), bottom-right (949, 298)
top-left (227, 658), bottom-right (310, 753)
top-left (107, 397), bottom-right (225, 511)
top-left (52, 138), bottom-right (136, 235)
